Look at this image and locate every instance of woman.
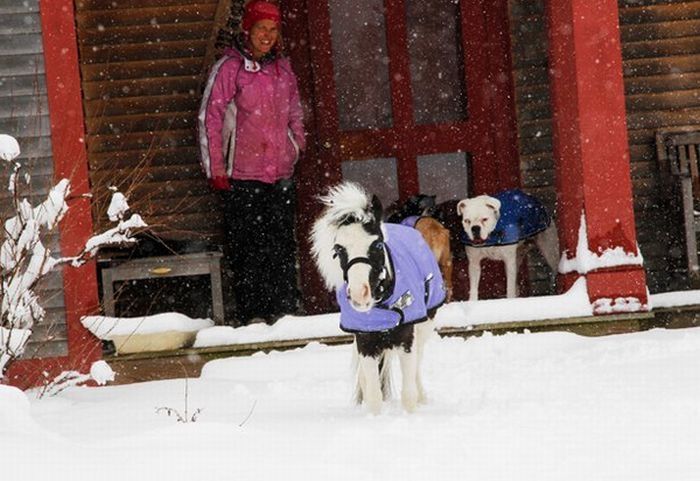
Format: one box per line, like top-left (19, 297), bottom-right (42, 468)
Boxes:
top-left (198, 0), bottom-right (305, 325)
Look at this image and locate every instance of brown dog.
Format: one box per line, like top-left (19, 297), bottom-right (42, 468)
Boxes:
top-left (386, 196), bottom-right (454, 302)
top-left (413, 217), bottom-right (454, 302)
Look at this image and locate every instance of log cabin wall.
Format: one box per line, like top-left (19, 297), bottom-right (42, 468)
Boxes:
top-left (74, 0), bottom-right (228, 243)
top-left (0, 0), bottom-right (69, 358)
top-left (70, 0), bottom-right (700, 300)
top-left (509, 0), bottom-right (556, 296)
top-left (509, 0), bottom-right (700, 294)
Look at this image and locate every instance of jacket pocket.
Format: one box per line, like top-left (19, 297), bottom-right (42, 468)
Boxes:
top-left (236, 78), bottom-right (262, 113)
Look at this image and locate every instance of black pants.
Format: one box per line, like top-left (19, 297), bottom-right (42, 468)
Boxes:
top-left (222, 179), bottom-right (300, 325)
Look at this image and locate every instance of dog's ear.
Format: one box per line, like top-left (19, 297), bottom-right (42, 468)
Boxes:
top-left (485, 198), bottom-right (502, 219)
top-left (418, 194), bottom-right (436, 211)
top-left (457, 199), bottom-right (468, 216)
top-left (370, 194), bottom-right (383, 222)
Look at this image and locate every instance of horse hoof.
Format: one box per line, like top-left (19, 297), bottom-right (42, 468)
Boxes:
top-left (402, 394), bottom-right (418, 413)
top-left (366, 400), bottom-right (382, 415)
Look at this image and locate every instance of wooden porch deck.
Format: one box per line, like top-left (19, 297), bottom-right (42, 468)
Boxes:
top-left (105, 305), bottom-right (700, 385)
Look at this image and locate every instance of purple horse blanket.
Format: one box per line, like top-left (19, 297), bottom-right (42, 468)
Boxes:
top-left (336, 223), bottom-right (445, 333)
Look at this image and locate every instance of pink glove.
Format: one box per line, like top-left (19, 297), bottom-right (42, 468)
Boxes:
top-left (209, 176), bottom-right (231, 191)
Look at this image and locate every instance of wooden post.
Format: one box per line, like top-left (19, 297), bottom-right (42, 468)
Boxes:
top-left (39, 0), bottom-right (102, 369)
top-left (546, 0), bottom-right (648, 313)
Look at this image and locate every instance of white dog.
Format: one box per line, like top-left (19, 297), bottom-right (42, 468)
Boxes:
top-left (457, 189), bottom-right (559, 300)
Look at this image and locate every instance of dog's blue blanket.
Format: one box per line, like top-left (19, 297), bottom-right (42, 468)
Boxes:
top-left (337, 223), bottom-right (445, 333)
top-left (461, 189), bottom-right (551, 247)
top-left (399, 215), bottom-right (421, 228)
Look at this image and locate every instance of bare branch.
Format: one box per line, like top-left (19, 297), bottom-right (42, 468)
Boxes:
top-left (0, 134), bottom-right (147, 379)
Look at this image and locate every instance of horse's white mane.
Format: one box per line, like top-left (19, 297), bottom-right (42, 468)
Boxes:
top-left (310, 181), bottom-right (375, 291)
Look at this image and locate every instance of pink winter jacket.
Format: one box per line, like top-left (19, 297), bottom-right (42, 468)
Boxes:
top-left (198, 47), bottom-right (305, 185)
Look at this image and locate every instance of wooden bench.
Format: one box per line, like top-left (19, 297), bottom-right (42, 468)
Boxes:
top-left (656, 127), bottom-right (700, 284)
top-left (100, 251), bottom-right (225, 324)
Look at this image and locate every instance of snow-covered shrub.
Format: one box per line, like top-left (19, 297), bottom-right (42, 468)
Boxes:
top-left (0, 134), bottom-right (147, 377)
top-left (36, 360), bottom-right (115, 398)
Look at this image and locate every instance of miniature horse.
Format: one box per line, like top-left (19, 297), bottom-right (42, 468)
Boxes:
top-left (311, 182), bottom-right (446, 414)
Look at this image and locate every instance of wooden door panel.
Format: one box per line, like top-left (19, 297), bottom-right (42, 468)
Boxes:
top-left (295, 0), bottom-right (519, 305)
top-left (306, 0), bottom-right (510, 199)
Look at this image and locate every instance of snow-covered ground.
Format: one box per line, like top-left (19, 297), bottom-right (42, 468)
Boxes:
top-left (3, 323), bottom-right (700, 480)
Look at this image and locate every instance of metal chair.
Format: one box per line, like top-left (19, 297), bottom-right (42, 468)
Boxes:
top-left (656, 127), bottom-right (700, 284)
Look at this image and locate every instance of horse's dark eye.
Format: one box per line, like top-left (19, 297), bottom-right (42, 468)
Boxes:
top-left (368, 240), bottom-right (385, 267)
top-left (369, 240), bottom-right (384, 254)
top-left (334, 246), bottom-right (349, 273)
top-left (332, 245), bottom-right (348, 267)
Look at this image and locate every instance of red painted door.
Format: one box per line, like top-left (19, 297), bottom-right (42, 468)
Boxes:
top-left (288, 0), bottom-right (519, 306)
top-left (304, 0), bottom-right (519, 207)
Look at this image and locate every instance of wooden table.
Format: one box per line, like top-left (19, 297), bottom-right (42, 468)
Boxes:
top-left (100, 252), bottom-right (225, 324)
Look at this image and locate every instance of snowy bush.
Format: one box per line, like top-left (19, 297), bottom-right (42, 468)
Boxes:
top-left (37, 360), bottom-right (115, 398)
top-left (0, 134), bottom-right (147, 378)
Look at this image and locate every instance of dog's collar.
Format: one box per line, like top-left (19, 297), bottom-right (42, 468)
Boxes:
top-left (461, 228), bottom-right (512, 247)
top-left (460, 226), bottom-right (549, 247)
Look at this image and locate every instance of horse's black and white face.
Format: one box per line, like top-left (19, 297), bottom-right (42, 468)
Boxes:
top-left (333, 219), bottom-right (390, 312)
top-left (311, 182), bottom-right (393, 311)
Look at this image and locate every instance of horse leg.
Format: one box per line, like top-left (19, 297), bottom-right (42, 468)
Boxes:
top-left (358, 353), bottom-right (383, 415)
top-left (398, 339), bottom-right (419, 413)
top-left (351, 342), bottom-right (364, 405)
top-left (378, 352), bottom-right (393, 401)
top-left (414, 320), bottom-right (434, 404)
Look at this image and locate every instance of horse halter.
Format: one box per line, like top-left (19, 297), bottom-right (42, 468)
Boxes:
top-left (332, 224), bottom-right (394, 304)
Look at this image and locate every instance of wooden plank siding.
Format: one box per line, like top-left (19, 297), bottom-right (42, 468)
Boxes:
top-left (620, 0), bottom-right (700, 293)
top-left (509, 0), bottom-right (700, 294)
top-left (70, 0), bottom-right (700, 301)
top-left (74, 0), bottom-right (225, 241)
top-left (0, 0), bottom-right (68, 358)
top-left (509, 0), bottom-right (558, 296)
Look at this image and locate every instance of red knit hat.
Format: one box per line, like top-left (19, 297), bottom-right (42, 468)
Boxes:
top-left (242, 1), bottom-right (281, 32)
